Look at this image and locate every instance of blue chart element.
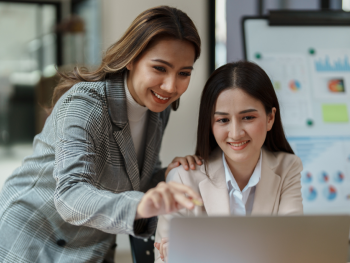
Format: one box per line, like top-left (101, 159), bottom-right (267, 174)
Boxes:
top-left (323, 185), bottom-right (337, 201)
top-left (334, 171), bottom-right (345, 183)
top-left (303, 186), bottom-right (317, 201)
top-left (315, 56), bottom-right (350, 72)
top-left (302, 172), bottom-right (312, 183)
top-left (287, 136), bottom-right (350, 167)
top-left (319, 171), bottom-right (329, 183)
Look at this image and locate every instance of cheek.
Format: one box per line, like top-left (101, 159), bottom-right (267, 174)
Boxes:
top-left (248, 120), bottom-right (268, 143)
top-left (177, 79), bottom-right (191, 95)
top-left (136, 75), bottom-right (160, 94)
top-left (212, 125), bottom-right (227, 143)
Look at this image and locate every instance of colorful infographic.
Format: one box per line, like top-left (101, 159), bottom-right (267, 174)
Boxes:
top-left (251, 49), bottom-right (350, 215)
top-left (289, 136), bottom-right (350, 214)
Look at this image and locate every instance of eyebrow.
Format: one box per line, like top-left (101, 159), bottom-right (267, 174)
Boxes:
top-left (151, 59), bottom-right (193, 70)
top-left (214, 109), bottom-right (257, 115)
top-left (214, 111), bottom-right (229, 115)
top-left (239, 109), bottom-right (257, 114)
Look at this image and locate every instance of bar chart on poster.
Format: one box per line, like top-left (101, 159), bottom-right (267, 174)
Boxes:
top-left (243, 18), bottom-right (350, 214)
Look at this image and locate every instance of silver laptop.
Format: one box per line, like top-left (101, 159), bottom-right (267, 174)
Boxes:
top-left (168, 215), bottom-right (350, 263)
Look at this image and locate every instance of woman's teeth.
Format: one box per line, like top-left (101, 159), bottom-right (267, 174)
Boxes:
top-left (152, 91), bottom-right (170, 100)
top-left (229, 141), bottom-right (249, 147)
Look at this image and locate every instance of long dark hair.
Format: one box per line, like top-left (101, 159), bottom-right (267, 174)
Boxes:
top-left (195, 61), bottom-right (293, 171)
top-left (50, 6), bottom-right (201, 112)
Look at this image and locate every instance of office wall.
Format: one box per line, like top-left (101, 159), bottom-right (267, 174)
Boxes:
top-left (101, 0), bottom-right (209, 166)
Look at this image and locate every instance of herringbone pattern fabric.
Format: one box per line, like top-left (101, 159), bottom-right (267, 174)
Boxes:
top-left (0, 72), bottom-right (170, 263)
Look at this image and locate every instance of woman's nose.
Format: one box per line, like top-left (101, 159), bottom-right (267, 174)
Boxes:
top-left (160, 75), bottom-right (176, 94)
top-left (228, 122), bottom-right (245, 139)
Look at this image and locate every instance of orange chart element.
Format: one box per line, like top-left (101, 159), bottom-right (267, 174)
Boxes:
top-left (328, 79), bottom-right (345, 93)
top-left (289, 80), bottom-right (301, 92)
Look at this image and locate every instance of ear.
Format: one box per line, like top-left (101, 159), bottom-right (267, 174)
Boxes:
top-left (267, 107), bottom-right (276, 132)
top-left (126, 62), bottom-right (133, 71)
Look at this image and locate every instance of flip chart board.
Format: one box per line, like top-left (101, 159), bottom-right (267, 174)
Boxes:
top-left (243, 17), bottom-right (350, 214)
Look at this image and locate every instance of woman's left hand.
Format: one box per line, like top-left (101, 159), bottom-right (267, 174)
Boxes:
top-left (165, 155), bottom-right (203, 178)
top-left (154, 237), bottom-right (169, 262)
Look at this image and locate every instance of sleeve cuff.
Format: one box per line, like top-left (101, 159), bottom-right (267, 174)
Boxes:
top-left (122, 191), bottom-right (158, 238)
top-left (133, 216), bottom-right (158, 238)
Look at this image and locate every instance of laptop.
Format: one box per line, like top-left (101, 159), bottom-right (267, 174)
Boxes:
top-left (167, 215), bottom-right (350, 263)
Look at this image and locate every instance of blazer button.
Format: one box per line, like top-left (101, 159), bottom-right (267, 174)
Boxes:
top-left (57, 239), bottom-right (66, 247)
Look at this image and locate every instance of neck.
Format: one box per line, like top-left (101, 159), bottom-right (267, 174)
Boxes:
top-left (225, 150), bottom-right (260, 191)
top-left (126, 71), bottom-right (144, 106)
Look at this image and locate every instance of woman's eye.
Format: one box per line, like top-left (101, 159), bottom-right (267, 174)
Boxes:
top-left (243, 116), bottom-right (255, 120)
top-left (179, 71), bottom-right (191, 77)
top-left (217, 118), bottom-right (229, 123)
top-left (154, 66), bottom-right (166, 72)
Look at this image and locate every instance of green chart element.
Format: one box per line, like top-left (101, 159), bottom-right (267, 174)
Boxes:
top-left (322, 104), bottom-right (349, 123)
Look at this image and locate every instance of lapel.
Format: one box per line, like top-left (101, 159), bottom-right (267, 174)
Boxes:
top-left (251, 147), bottom-right (281, 215)
top-left (106, 72), bottom-right (140, 191)
top-left (139, 110), bottom-right (163, 185)
top-left (198, 148), bottom-right (230, 216)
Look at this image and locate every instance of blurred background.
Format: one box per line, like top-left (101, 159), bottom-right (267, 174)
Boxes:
top-left (0, 0), bottom-right (349, 262)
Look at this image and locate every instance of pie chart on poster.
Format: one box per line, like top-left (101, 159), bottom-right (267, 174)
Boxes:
top-left (302, 172), bottom-right (312, 183)
top-left (289, 80), bottom-right (301, 92)
top-left (319, 171), bottom-right (329, 183)
top-left (303, 186), bottom-right (317, 201)
top-left (323, 185), bottom-right (337, 201)
top-left (334, 171), bottom-right (345, 183)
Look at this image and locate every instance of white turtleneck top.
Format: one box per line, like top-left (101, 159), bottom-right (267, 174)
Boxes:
top-left (124, 74), bottom-right (149, 169)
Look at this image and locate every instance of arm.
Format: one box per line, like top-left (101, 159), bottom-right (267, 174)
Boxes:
top-left (53, 88), bottom-right (150, 237)
top-left (278, 156), bottom-right (304, 215)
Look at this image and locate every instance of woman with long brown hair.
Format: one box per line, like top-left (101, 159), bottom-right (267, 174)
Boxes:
top-left (0, 6), bottom-right (203, 263)
top-left (154, 61), bottom-right (303, 262)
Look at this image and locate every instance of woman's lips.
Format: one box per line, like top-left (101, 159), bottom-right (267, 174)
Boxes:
top-left (151, 90), bottom-right (171, 104)
top-left (227, 140), bottom-right (250, 151)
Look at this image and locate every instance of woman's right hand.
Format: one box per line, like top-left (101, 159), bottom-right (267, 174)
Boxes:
top-left (135, 181), bottom-right (202, 219)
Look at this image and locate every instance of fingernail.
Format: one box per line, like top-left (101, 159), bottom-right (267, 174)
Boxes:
top-left (191, 164), bottom-right (195, 169)
top-left (184, 165), bottom-right (188, 170)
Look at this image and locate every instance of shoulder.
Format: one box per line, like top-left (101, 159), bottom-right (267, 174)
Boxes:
top-left (166, 165), bottom-right (207, 190)
top-left (263, 149), bottom-right (303, 177)
top-left (52, 81), bottom-right (108, 124)
top-left (67, 81), bottom-right (106, 102)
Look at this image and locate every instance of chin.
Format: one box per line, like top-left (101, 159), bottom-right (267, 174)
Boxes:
top-left (224, 149), bottom-right (251, 163)
top-left (146, 102), bottom-right (171, 113)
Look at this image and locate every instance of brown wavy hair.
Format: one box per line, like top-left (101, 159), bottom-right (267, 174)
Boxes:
top-left (50, 6), bottom-right (201, 112)
top-left (195, 61), bottom-right (294, 174)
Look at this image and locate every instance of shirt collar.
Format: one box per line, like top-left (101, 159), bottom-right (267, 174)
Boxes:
top-left (222, 150), bottom-right (262, 193)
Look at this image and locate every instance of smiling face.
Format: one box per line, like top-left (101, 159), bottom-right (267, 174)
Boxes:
top-left (212, 88), bottom-right (276, 167)
top-left (126, 37), bottom-right (196, 112)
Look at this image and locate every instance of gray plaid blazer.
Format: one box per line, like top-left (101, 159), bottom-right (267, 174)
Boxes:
top-left (0, 72), bottom-right (171, 263)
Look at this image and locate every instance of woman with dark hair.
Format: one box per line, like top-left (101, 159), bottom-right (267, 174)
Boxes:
top-left (154, 61), bottom-right (303, 262)
top-left (0, 6), bottom-right (203, 263)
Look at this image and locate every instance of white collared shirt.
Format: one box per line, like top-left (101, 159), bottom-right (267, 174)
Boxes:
top-left (222, 151), bottom-right (262, 216)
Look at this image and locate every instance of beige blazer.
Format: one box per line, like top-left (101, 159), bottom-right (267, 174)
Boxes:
top-left (154, 147), bottom-right (303, 262)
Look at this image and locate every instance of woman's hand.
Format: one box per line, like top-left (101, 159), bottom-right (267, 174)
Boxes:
top-left (165, 155), bottom-right (203, 178)
top-left (135, 181), bottom-right (202, 219)
top-left (154, 237), bottom-right (169, 262)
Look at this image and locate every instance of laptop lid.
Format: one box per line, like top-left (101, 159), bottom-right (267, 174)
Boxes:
top-left (168, 215), bottom-right (349, 263)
